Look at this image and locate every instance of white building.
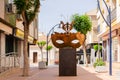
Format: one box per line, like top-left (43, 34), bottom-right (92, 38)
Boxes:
top-left (29, 33), bottom-right (57, 66)
top-left (97, 0), bottom-right (120, 69)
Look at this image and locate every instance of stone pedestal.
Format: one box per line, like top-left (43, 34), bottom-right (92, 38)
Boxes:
top-left (59, 48), bottom-right (76, 76)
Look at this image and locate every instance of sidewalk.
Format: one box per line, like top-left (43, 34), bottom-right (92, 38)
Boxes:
top-left (0, 64), bottom-right (119, 80)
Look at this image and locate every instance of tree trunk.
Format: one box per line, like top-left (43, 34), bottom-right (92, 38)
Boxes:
top-left (83, 43), bottom-right (88, 67)
top-left (23, 22), bottom-right (29, 76)
top-left (97, 50), bottom-right (100, 60)
top-left (40, 48), bottom-right (43, 61)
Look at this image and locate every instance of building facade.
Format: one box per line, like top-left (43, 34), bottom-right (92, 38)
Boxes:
top-left (29, 32), bottom-right (57, 65)
top-left (0, 0), bottom-right (38, 72)
top-left (86, 9), bottom-right (99, 64)
top-left (86, 9), bottom-right (99, 44)
top-left (97, 0), bottom-right (120, 68)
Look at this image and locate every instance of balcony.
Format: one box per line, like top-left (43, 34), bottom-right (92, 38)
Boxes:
top-left (107, 8), bottom-right (116, 23)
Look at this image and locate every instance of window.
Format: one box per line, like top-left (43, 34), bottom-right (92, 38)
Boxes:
top-left (5, 35), bottom-right (18, 56)
top-left (5, 35), bottom-right (13, 53)
top-left (97, 25), bottom-right (100, 33)
top-left (112, 37), bottom-right (118, 62)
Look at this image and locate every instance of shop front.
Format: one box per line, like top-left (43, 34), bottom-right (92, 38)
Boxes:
top-left (15, 28), bottom-right (35, 57)
top-left (0, 18), bottom-right (13, 56)
top-left (101, 27), bottom-right (120, 69)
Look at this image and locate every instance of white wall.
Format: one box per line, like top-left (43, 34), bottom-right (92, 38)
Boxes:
top-left (29, 45), bottom-right (56, 65)
top-left (29, 49), bottom-right (41, 63)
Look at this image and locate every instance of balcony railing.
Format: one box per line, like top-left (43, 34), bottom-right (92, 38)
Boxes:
top-left (107, 8), bottom-right (116, 23)
top-left (0, 52), bottom-right (20, 74)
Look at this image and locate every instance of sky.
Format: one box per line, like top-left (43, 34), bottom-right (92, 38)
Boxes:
top-left (39, 0), bottom-right (97, 35)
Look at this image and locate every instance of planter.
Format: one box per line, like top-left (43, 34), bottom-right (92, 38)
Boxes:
top-left (95, 66), bottom-right (107, 73)
top-left (38, 61), bottom-right (47, 69)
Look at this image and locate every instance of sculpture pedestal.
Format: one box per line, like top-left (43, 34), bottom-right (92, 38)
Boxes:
top-left (59, 48), bottom-right (76, 76)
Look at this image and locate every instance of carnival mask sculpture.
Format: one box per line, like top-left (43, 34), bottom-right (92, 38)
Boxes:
top-left (51, 21), bottom-right (85, 48)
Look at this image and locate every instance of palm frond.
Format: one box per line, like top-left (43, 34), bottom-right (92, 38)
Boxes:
top-left (27, 0), bottom-right (40, 25)
top-left (14, 0), bottom-right (26, 14)
top-left (14, 0), bottom-right (40, 25)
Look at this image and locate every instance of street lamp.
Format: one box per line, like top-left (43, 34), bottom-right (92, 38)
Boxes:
top-left (46, 23), bottom-right (60, 65)
top-left (97, 0), bottom-right (112, 75)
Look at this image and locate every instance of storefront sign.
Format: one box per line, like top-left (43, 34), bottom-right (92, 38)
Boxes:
top-left (28, 36), bottom-right (34, 43)
top-left (16, 29), bottom-right (24, 39)
top-left (16, 29), bottom-right (34, 43)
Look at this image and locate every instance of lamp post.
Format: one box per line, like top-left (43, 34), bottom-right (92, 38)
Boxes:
top-left (97, 0), bottom-right (112, 75)
top-left (46, 24), bottom-right (60, 65)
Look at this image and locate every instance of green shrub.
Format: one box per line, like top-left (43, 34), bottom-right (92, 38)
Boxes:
top-left (93, 45), bottom-right (102, 51)
top-left (93, 58), bottom-right (105, 68)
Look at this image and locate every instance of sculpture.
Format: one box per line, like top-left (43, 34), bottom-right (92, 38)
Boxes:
top-left (51, 21), bottom-right (85, 48)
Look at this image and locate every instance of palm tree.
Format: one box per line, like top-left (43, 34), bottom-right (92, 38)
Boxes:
top-left (14, 0), bottom-right (40, 76)
top-left (46, 45), bottom-right (53, 64)
top-left (38, 41), bottom-right (46, 61)
top-left (71, 14), bottom-right (92, 67)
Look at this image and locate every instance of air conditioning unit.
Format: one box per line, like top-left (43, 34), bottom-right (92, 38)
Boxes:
top-left (6, 3), bottom-right (16, 14)
top-left (16, 14), bottom-right (23, 21)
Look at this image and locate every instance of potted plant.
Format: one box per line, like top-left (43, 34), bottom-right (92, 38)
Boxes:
top-left (93, 58), bottom-right (107, 72)
top-left (93, 45), bottom-right (107, 72)
top-left (38, 41), bottom-right (47, 69)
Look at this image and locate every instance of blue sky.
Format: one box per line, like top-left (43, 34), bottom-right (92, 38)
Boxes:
top-left (39, 0), bottom-right (97, 34)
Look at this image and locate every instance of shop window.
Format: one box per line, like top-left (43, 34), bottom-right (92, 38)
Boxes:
top-left (112, 37), bottom-right (118, 62)
top-left (5, 35), bottom-right (18, 56)
top-left (5, 35), bottom-right (14, 55)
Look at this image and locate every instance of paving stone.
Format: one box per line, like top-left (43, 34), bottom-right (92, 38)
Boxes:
top-left (0, 65), bottom-right (117, 80)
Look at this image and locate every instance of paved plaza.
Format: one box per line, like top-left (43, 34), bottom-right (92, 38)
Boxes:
top-left (0, 64), bottom-right (120, 80)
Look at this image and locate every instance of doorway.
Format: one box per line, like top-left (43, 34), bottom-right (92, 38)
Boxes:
top-left (33, 52), bottom-right (37, 63)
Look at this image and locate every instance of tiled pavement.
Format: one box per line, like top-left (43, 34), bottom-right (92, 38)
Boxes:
top-left (0, 64), bottom-right (119, 80)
